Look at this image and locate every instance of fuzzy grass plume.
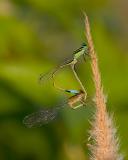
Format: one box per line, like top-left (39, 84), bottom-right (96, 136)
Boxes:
top-left (84, 14), bottom-right (123, 160)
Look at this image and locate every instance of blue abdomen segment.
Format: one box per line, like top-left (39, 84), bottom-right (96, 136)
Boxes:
top-left (65, 89), bottom-right (79, 94)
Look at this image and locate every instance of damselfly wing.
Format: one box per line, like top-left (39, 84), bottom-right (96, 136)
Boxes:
top-left (23, 90), bottom-right (87, 128)
top-left (23, 107), bottom-right (63, 128)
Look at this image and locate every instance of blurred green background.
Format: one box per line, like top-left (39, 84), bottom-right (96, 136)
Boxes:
top-left (0, 0), bottom-right (128, 159)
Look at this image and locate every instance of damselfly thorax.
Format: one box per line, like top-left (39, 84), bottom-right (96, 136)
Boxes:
top-left (68, 90), bottom-right (85, 109)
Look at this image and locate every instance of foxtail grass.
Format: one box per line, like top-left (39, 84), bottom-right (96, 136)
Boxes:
top-left (84, 13), bottom-right (123, 160)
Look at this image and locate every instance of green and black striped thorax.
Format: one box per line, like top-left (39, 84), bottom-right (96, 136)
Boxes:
top-left (73, 43), bottom-right (88, 60)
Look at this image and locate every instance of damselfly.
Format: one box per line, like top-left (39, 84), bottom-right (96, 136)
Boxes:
top-left (39, 43), bottom-right (88, 84)
top-left (39, 43), bottom-right (88, 101)
top-left (23, 43), bottom-right (89, 128)
top-left (23, 89), bottom-right (86, 128)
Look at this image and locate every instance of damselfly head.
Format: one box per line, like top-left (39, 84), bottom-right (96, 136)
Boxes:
top-left (82, 42), bottom-right (87, 47)
top-left (73, 42), bottom-right (88, 55)
top-left (82, 43), bottom-right (89, 53)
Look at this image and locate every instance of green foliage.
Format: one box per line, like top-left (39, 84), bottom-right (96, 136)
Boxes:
top-left (0, 0), bottom-right (128, 159)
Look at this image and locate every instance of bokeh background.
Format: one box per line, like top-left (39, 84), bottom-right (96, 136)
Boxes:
top-left (0, 0), bottom-right (128, 160)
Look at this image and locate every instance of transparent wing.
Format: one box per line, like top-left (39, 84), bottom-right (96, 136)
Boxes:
top-left (23, 101), bottom-right (67, 128)
top-left (39, 57), bottom-right (73, 84)
top-left (23, 108), bottom-right (58, 128)
top-left (39, 67), bottom-right (59, 84)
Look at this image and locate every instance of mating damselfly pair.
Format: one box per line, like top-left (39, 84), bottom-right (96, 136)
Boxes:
top-left (23, 43), bottom-right (90, 128)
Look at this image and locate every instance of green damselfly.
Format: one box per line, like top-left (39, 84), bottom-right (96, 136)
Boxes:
top-left (39, 43), bottom-right (88, 84)
top-left (39, 43), bottom-right (88, 100)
